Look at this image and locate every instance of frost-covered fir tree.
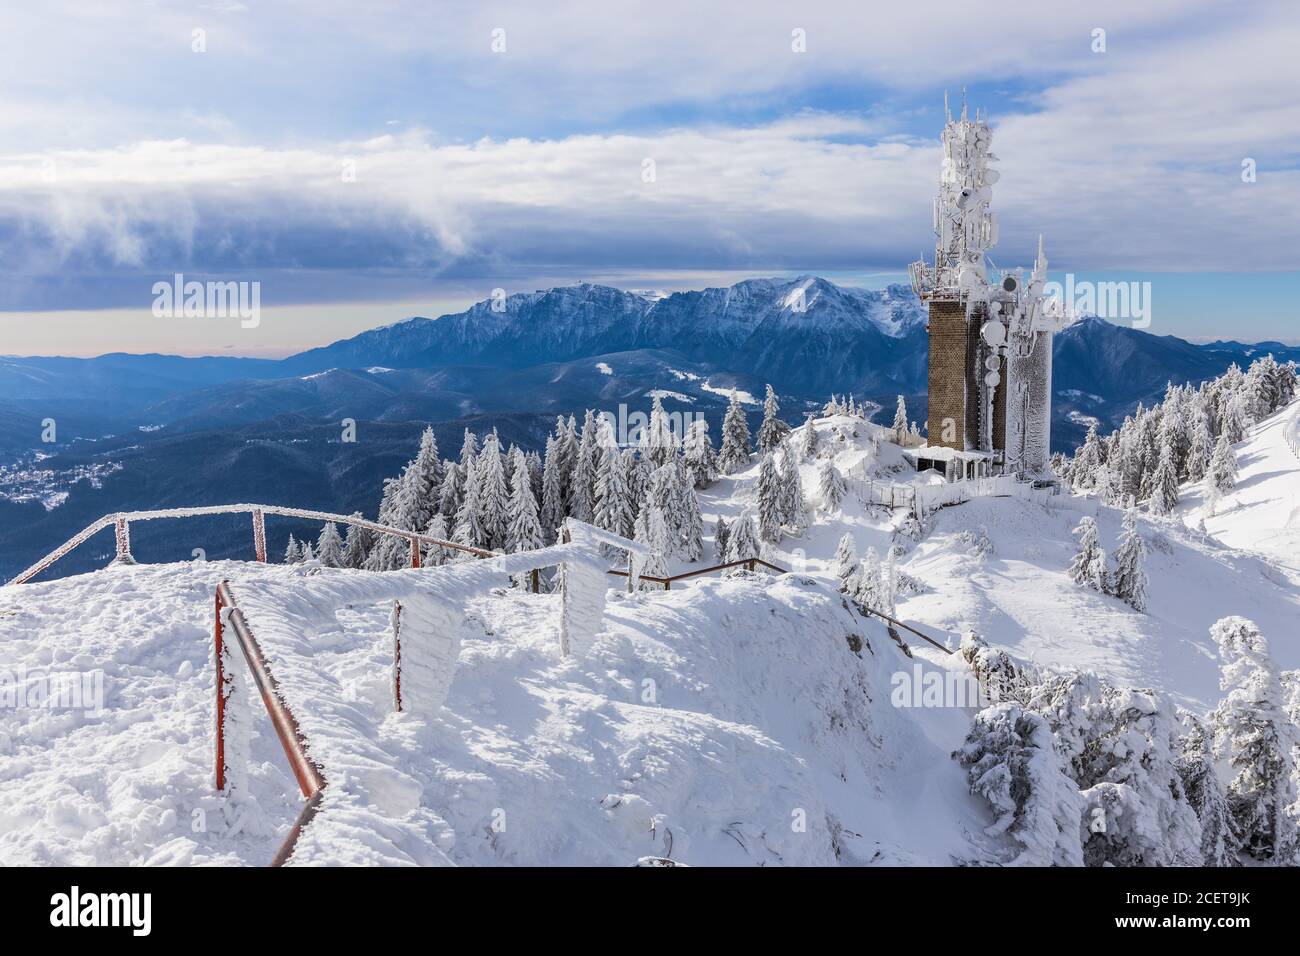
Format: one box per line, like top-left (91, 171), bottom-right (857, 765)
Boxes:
top-left (725, 512), bottom-right (759, 564)
top-left (677, 474), bottom-right (705, 562)
top-left (800, 412), bottom-right (818, 459)
top-left (369, 428), bottom-right (445, 570)
top-left (641, 395), bottom-right (678, 468)
top-left (955, 702), bottom-right (1085, 866)
top-left (777, 441), bottom-right (807, 533)
top-left (1207, 430), bottom-right (1238, 496)
top-left (283, 534), bottom-right (302, 564)
top-left (341, 513), bottom-right (372, 569)
top-left (1068, 516), bottom-right (1108, 593)
top-left (854, 547), bottom-right (882, 609)
top-left (1210, 617), bottom-right (1299, 864)
top-left (756, 384), bottom-right (790, 453)
top-left (569, 412), bottom-right (598, 524)
top-left (315, 522), bottom-right (344, 568)
top-left (593, 445), bottom-right (635, 540)
top-left (1110, 508), bottom-right (1147, 612)
top-left (552, 415), bottom-right (579, 513)
top-left (823, 394), bottom-right (841, 416)
top-left (647, 463), bottom-right (684, 558)
top-left (506, 451), bottom-right (543, 555)
top-left (756, 454), bottom-right (783, 544)
top-left (832, 532), bottom-right (857, 593)
top-left (421, 514), bottom-right (451, 566)
top-left (632, 502), bottom-right (669, 587)
top-left (438, 460), bottom-right (464, 519)
top-left (713, 516), bottom-right (729, 563)
top-left (300, 540), bottom-right (316, 563)
top-left (818, 459), bottom-right (846, 515)
top-left (476, 431), bottom-right (511, 551)
top-left (539, 435), bottom-right (564, 543)
top-left (892, 395), bottom-right (908, 442)
top-left (718, 389), bottom-right (752, 474)
top-left (1185, 394), bottom-right (1215, 483)
top-left (1148, 436), bottom-right (1180, 515)
top-left (453, 456), bottom-right (486, 552)
top-left (1175, 710), bottom-right (1237, 866)
top-left (682, 418), bottom-right (718, 489)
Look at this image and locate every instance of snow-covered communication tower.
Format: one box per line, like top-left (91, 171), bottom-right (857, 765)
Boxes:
top-left (908, 96), bottom-right (1068, 480)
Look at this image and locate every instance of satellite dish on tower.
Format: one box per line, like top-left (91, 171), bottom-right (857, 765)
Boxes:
top-left (980, 320), bottom-right (1006, 348)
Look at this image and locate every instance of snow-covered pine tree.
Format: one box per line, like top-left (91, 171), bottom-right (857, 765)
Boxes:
top-left (1209, 616), bottom-right (1300, 864)
top-left (593, 445), bottom-right (635, 540)
top-left (641, 395), bottom-right (679, 468)
top-left (569, 412), bottom-right (597, 524)
top-left (823, 394), bottom-right (840, 416)
top-left (682, 418), bottom-right (718, 488)
top-left (818, 459), bottom-right (846, 515)
top-left (632, 502), bottom-right (669, 587)
top-left (283, 534), bottom-right (301, 564)
top-left (800, 412), bottom-right (818, 459)
top-left (1148, 436), bottom-right (1180, 515)
top-left (725, 512), bottom-right (759, 564)
top-left (476, 431), bottom-right (511, 551)
top-left (1207, 430), bottom-right (1238, 496)
top-left (539, 435), bottom-right (564, 543)
top-left (882, 548), bottom-right (898, 618)
top-left (756, 384), bottom-right (790, 453)
top-left (1185, 393), bottom-right (1214, 483)
top-left (438, 460), bottom-right (464, 519)
top-left (892, 395), bottom-right (908, 442)
top-left (315, 522), bottom-right (344, 568)
top-left (955, 702), bottom-right (1085, 866)
top-left (506, 449), bottom-right (544, 555)
top-left (458, 428), bottom-right (479, 474)
top-left (453, 456), bottom-right (486, 552)
top-left (1175, 710), bottom-right (1237, 866)
top-left (555, 414), bottom-right (580, 512)
top-left (409, 426), bottom-right (444, 516)
top-left (422, 514), bottom-right (451, 566)
top-left (714, 516), bottom-right (730, 563)
top-left (718, 390), bottom-right (752, 474)
top-left (1110, 508), bottom-right (1148, 612)
top-left (300, 540), bottom-right (316, 563)
top-left (341, 513), bottom-right (372, 569)
top-left (647, 462), bottom-right (683, 558)
top-left (832, 532), bottom-right (857, 593)
top-left (777, 440), bottom-right (807, 533)
top-left (1068, 516), bottom-right (1108, 593)
top-left (756, 453), bottom-right (783, 544)
top-left (677, 468), bottom-right (705, 562)
top-left (854, 547), bottom-right (882, 609)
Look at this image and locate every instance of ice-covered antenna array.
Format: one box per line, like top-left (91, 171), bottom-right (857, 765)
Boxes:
top-left (906, 98), bottom-right (1072, 480)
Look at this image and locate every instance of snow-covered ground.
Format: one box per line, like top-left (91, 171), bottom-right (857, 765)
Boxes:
top-left (1, 406), bottom-right (1296, 866)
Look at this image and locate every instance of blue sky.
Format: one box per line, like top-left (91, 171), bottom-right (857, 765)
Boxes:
top-left (0, 0), bottom-right (1296, 356)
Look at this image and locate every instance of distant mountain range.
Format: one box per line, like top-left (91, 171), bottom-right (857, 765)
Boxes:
top-left (2, 275), bottom-right (1296, 580)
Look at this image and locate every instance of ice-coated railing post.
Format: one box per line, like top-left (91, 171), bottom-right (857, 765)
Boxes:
top-left (391, 601), bottom-right (403, 712)
top-left (214, 587), bottom-right (229, 791)
top-left (252, 508), bottom-right (266, 562)
top-left (112, 517), bottom-right (134, 564)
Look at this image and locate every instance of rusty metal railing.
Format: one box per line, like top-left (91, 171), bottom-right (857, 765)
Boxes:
top-left (215, 580), bottom-right (326, 867)
top-left (8, 503), bottom-right (496, 586)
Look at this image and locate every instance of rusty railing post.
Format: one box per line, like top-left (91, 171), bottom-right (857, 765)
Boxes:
top-left (252, 508), bottom-right (266, 562)
top-left (409, 537), bottom-right (421, 568)
top-left (530, 568), bottom-right (540, 594)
